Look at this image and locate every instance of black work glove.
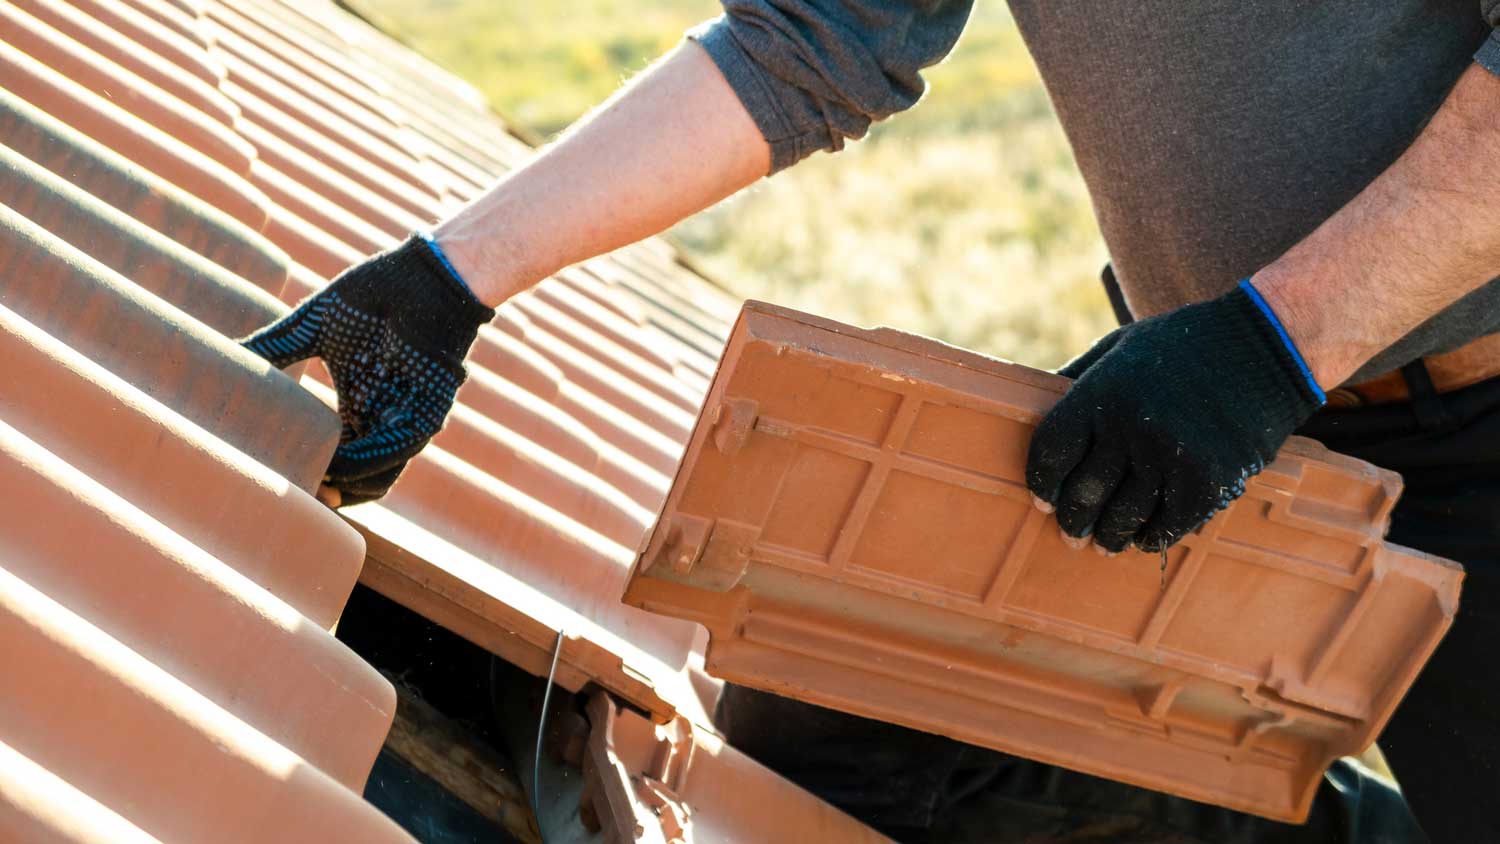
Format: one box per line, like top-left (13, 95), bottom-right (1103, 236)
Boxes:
top-left (241, 235), bottom-right (495, 505)
top-left (1026, 281), bottom-right (1326, 553)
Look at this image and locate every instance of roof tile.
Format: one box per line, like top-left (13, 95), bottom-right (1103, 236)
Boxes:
top-left (1, 1), bottom-right (886, 838)
top-left (0, 306), bottom-right (360, 628)
top-left (0, 87), bottom-right (290, 292)
top-left (0, 205), bottom-right (336, 487)
top-left (625, 301), bottom-right (1465, 823)
top-left (0, 38), bottom-right (269, 227)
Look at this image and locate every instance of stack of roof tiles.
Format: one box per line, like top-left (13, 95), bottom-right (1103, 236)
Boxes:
top-left (0, 0), bottom-right (845, 840)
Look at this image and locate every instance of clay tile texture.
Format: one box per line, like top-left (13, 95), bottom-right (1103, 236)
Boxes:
top-left (0, 1), bottom-right (893, 840)
top-left (624, 301), bottom-right (1465, 823)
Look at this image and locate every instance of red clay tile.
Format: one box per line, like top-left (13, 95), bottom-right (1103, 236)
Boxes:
top-left (246, 156), bottom-right (395, 255)
top-left (118, 0), bottom-right (212, 48)
top-left (0, 4), bottom-right (255, 175)
top-left (11, 0), bottom-right (235, 127)
top-left (66, 0), bottom-right (222, 86)
top-left (0, 204), bottom-right (337, 491)
top-left (202, 6), bottom-right (404, 137)
top-left (446, 314), bottom-right (687, 475)
top-left (0, 563), bottom-right (411, 843)
top-left (259, 197), bottom-right (367, 279)
top-left (345, 492), bottom-right (714, 728)
top-left (0, 39), bottom-right (269, 229)
top-left (344, 69), bottom-right (519, 185)
top-left (0, 0), bottom-right (805, 836)
top-left (454, 367), bottom-right (672, 509)
top-left (296, 360), bottom-right (653, 547)
top-left (510, 293), bottom-right (702, 416)
top-left (0, 144), bottom-right (285, 337)
top-left (220, 73), bottom-right (433, 220)
top-left (495, 304), bottom-right (698, 440)
top-left (581, 692), bottom-right (892, 843)
top-left (212, 52), bottom-right (442, 205)
top-left (0, 305), bottom-right (362, 629)
top-left (527, 281), bottom-right (684, 379)
top-left (0, 738), bottom-right (163, 844)
top-left (203, 2), bottom-right (403, 133)
top-left (0, 88), bottom-right (290, 295)
top-left (625, 302), bottom-right (1464, 822)
top-left (0, 421), bottom-right (393, 789)
top-left (234, 116), bottom-right (432, 236)
top-left (204, 22), bottom-right (444, 197)
top-left (583, 255), bottom-right (738, 363)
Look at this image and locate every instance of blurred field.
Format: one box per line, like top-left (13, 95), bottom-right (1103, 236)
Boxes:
top-left (352, 0), bottom-right (1111, 368)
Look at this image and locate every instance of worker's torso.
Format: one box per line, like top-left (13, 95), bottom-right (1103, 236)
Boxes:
top-left (1007, 0), bottom-right (1500, 381)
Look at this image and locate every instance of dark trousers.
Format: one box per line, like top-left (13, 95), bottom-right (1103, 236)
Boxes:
top-left (717, 370), bottom-right (1500, 844)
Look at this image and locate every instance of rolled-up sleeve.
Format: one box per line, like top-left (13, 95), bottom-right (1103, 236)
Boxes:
top-left (690, 0), bottom-right (974, 173)
top-left (1478, 2), bottom-right (1500, 74)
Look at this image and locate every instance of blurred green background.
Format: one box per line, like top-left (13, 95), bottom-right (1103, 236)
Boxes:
top-left (350, 0), bottom-right (1111, 368)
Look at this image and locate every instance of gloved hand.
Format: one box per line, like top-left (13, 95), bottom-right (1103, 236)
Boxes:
top-left (1026, 280), bottom-right (1326, 553)
top-left (241, 235), bottom-right (495, 505)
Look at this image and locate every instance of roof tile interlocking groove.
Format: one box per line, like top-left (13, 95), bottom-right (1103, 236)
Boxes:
top-left (2, 0), bottom-right (894, 839)
top-left (625, 302), bottom-right (1465, 823)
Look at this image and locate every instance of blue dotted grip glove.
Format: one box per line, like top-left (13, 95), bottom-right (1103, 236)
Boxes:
top-left (241, 235), bottom-right (495, 505)
top-left (1026, 280), bottom-right (1326, 553)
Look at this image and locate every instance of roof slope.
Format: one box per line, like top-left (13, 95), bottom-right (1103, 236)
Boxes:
top-left (0, 0), bottom-right (847, 839)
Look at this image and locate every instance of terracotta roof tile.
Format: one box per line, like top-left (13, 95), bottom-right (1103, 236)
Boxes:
top-left (0, 144), bottom-right (284, 337)
top-left (67, 0), bottom-right (226, 88)
top-left (0, 88), bottom-right (290, 293)
top-left (119, 0), bottom-right (212, 49)
top-left (0, 39), bottom-right (269, 227)
top-left (0, 562), bottom-right (404, 843)
top-left (0, 2), bottom-right (254, 172)
top-left (0, 424), bottom-right (389, 787)
top-left (0, 307), bottom-right (359, 628)
top-left (0, 205), bottom-right (335, 486)
top-left (625, 301), bottom-right (1465, 823)
top-left (1, 0), bottom-right (886, 838)
top-left (0, 736), bottom-right (163, 844)
top-left (12, 0), bottom-right (235, 126)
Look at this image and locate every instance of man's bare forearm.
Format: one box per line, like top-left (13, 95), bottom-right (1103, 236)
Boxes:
top-left (432, 42), bottom-right (770, 306)
top-left (1255, 63), bottom-right (1500, 387)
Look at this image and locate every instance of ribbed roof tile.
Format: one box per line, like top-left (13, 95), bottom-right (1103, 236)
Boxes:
top-left (1, 0), bottom-right (896, 838)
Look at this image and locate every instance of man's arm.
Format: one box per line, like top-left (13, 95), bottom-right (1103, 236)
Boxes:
top-left (1028, 61), bottom-right (1500, 554)
top-left (243, 2), bottom-right (972, 504)
top-left (1257, 63), bottom-right (1500, 386)
top-left (434, 42), bottom-right (769, 306)
top-left (438, 0), bottom-right (975, 305)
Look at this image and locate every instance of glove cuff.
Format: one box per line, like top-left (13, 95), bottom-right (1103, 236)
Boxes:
top-left (382, 234), bottom-right (498, 326)
top-left (1210, 281), bottom-right (1326, 442)
top-left (1235, 279), bottom-right (1326, 406)
top-left (359, 235), bottom-right (497, 369)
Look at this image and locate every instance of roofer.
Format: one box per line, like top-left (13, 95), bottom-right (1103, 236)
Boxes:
top-left (242, 2), bottom-right (1500, 841)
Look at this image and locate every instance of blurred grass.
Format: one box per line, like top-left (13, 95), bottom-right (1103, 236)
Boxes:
top-left (354, 0), bottom-right (1111, 368)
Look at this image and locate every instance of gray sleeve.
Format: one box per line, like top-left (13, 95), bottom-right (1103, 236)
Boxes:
top-left (1477, 2), bottom-right (1500, 75)
top-left (689, 0), bottom-right (974, 173)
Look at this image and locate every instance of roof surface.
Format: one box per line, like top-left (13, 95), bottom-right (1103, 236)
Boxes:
top-left (0, 0), bottom-right (771, 839)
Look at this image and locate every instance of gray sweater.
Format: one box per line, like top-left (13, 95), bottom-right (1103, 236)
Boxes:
top-left (692, 2), bottom-right (1500, 382)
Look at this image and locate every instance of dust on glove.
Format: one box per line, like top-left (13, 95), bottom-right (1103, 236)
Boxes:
top-left (241, 234), bottom-right (495, 505)
top-left (1026, 280), bottom-right (1326, 553)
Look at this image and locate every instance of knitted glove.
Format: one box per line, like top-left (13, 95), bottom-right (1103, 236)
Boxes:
top-left (241, 235), bottom-right (495, 505)
top-left (1026, 280), bottom-right (1326, 553)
